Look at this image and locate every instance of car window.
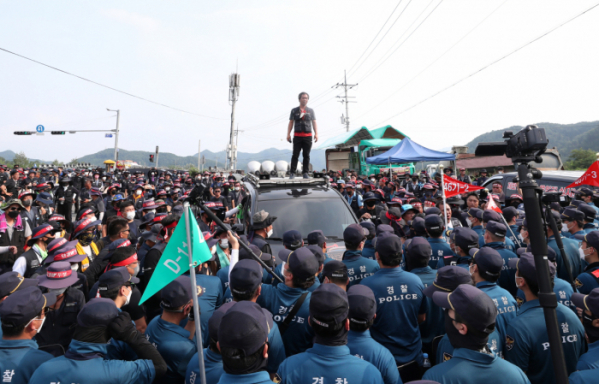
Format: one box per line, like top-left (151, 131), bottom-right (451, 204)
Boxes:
top-left (256, 197), bottom-right (355, 240)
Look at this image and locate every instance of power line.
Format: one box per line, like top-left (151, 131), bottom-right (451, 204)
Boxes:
top-left (357, 0), bottom-right (444, 83)
top-left (372, 1), bottom-right (599, 126)
top-left (0, 47), bottom-right (227, 120)
top-left (348, 0), bottom-right (413, 77)
top-left (355, 0), bottom-right (509, 120)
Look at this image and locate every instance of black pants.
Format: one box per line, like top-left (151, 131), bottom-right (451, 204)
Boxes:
top-left (290, 136), bottom-right (312, 173)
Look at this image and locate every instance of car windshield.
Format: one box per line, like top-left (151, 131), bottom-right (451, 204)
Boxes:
top-left (256, 197), bottom-right (355, 239)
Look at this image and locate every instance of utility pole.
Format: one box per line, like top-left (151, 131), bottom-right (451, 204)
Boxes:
top-left (333, 70), bottom-right (357, 132)
top-left (228, 73), bottom-right (240, 170)
top-left (155, 146), bottom-right (160, 168)
top-left (234, 125), bottom-right (243, 170)
top-left (107, 109), bottom-right (120, 161)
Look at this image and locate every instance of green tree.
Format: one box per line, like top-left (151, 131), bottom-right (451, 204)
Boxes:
top-left (565, 149), bottom-right (597, 170)
top-left (52, 159), bottom-right (61, 166)
top-left (13, 152), bottom-right (31, 168)
top-left (70, 158), bottom-right (79, 164)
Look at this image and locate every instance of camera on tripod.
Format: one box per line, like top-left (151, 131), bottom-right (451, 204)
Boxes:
top-left (475, 125), bottom-right (549, 163)
top-left (541, 191), bottom-right (571, 207)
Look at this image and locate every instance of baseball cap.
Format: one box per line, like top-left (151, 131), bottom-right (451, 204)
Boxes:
top-left (207, 310), bottom-right (226, 344)
top-left (376, 224), bottom-right (394, 237)
top-left (307, 244), bottom-right (325, 266)
top-left (579, 187), bottom-right (594, 197)
top-left (278, 248), bottom-right (293, 263)
top-left (161, 276), bottom-right (196, 309)
top-left (218, 301), bottom-right (269, 355)
top-left (423, 266), bottom-right (472, 297)
top-left (0, 272), bottom-right (38, 298)
top-left (322, 260), bottom-right (349, 281)
top-left (467, 208), bottom-right (483, 220)
top-left (347, 285), bottom-right (377, 324)
top-left (574, 231), bottom-right (599, 251)
top-left (412, 217), bottom-right (427, 237)
top-left (307, 230), bottom-right (327, 247)
top-left (482, 210), bottom-right (502, 223)
top-left (571, 288), bottom-right (599, 318)
top-left (97, 267), bottom-right (139, 293)
top-left (432, 284), bottom-right (497, 334)
top-left (360, 221), bottom-right (376, 238)
top-left (77, 298), bottom-right (121, 328)
top-left (0, 286), bottom-right (56, 328)
top-left (344, 224), bottom-right (367, 245)
top-left (486, 221), bottom-right (507, 238)
top-left (561, 207), bottom-right (584, 222)
top-left (424, 214), bottom-right (443, 231)
top-left (502, 207), bottom-right (518, 223)
top-left (578, 204), bottom-right (597, 222)
top-left (309, 284), bottom-right (349, 326)
top-left (425, 207), bottom-right (441, 216)
top-left (229, 259), bottom-right (263, 296)
top-left (375, 234), bottom-right (402, 264)
top-left (469, 248), bottom-right (503, 278)
top-left (454, 228), bottom-right (479, 252)
top-left (508, 252), bottom-right (556, 284)
top-left (288, 247), bottom-right (319, 280)
top-left (407, 237), bottom-right (432, 263)
top-left (283, 230), bottom-right (303, 248)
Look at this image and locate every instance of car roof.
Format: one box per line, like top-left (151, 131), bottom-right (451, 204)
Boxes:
top-left (246, 184), bottom-right (339, 201)
top-left (491, 170), bottom-right (583, 181)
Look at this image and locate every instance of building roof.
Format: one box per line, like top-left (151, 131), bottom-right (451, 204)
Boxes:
top-left (456, 155), bottom-right (513, 169)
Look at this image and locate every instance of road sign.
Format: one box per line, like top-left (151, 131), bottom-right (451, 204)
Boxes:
top-left (36, 125), bottom-right (44, 133)
top-left (105, 134), bottom-right (113, 138)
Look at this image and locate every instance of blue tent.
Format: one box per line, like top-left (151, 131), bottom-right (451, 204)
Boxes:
top-left (366, 137), bottom-right (455, 165)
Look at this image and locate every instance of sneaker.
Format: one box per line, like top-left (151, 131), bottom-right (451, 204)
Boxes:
top-left (303, 173), bottom-right (309, 179)
top-left (289, 173), bottom-right (295, 179)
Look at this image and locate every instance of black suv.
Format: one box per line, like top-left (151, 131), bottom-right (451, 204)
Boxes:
top-left (481, 170), bottom-right (591, 197)
top-left (242, 175), bottom-right (358, 262)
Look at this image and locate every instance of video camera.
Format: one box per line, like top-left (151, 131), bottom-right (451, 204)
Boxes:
top-left (542, 191), bottom-right (572, 207)
top-left (475, 125), bottom-right (549, 163)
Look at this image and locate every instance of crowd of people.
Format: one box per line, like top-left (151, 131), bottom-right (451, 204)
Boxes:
top-left (0, 163), bottom-right (598, 384)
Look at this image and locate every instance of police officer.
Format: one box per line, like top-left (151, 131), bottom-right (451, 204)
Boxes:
top-left (307, 230), bottom-right (332, 264)
top-left (361, 234), bottom-right (426, 382)
top-left (436, 227), bottom-right (479, 269)
top-left (478, 210), bottom-right (516, 251)
top-left (35, 261), bottom-right (85, 356)
top-left (145, 276), bottom-right (199, 383)
top-left (469, 247), bottom-right (517, 352)
top-left (515, 247), bottom-right (575, 311)
top-left (217, 301), bottom-right (277, 384)
top-left (546, 211), bottom-right (582, 283)
top-left (571, 288), bottom-right (599, 371)
top-left (54, 177), bottom-right (76, 220)
top-left (502, 206), bottom-right (521, 247)
top-left (579, 203), bottom-right (598, 234)
top-left (12, 223), bottom-right (55, 277)
top-left (575, 231), bottom-right (599, 294)
top-left (341, 224), bottom-right (380, 287)
top-left (579, 187), bottom-right (599, 221)
top-left (422, 285), bottom-right (529, 384)
top-left (0, 286), bottom-right (55, 383)
top-left (405, 237), bottom-right (442, 357)
top-left (321, 260), bottom-right (349, 290)
top-left (287, 92), bottom-right (318, 179)
top-left (250, 210), bottom-right (276, 255)
top-left (482, 221), bottom-right (519, 297)
top-left (186, 310), bottom-right (225, 384)
top-left (276, 284), bottom-right (384, 384)
top-left (269, 230), bottom-right (304, 287)
top-left (361, 221), bottom-right (377, 260)
top-left (466, 208), bottom-right (484, 236)
top-left (257, 247), bottom-right (318, 356)
top-left (29, 298), bottom-right (166, 384)
top-left (424, 215), bottom-right (454, 269)
top-left (505, 253), bottom-right (585, 384)
top-left (346, 285), bottom-right (401, 384)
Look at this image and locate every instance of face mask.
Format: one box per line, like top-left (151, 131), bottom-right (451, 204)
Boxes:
top-left (136, 190), bottom-right (142, 196)
top-left (466, 218), bottom-right (472, 227)
top-left (23, 199), bottom-right (32, 207)
top-left (125, 288), bottom-right (133, 306)
top-left (220, 238), bottom-right (229, 249)
top-left (174, 188), bottom-right (180, 193)
top-left (562, 223), bottom-right (569, 232)
top-left (131, 263), bottom-right (140, 277)
top-left (125, 211), bottom-right (135, 221)
top-left (7, 210), bottom-right (19, 219)
top-left (49, 287), bottom-right (68, 296)
top-left (102, 177), bottom-right (106, 181)
top-left (27, 316), bottom-right (46, 334)
top-left (267, 228), bottom-right (274, 238)
top-left (71, 264), bottom-right (79, 272)
top-left (165, 187), bottom-right (170, 191)
top-left (235, 187), bottom-right (240, 191)
top-left (366, 201), bottom-right (376, 208)
top-left (149, 209), bottom-right (156, 215)
top-left (580, 247), bottom-right (592, 260)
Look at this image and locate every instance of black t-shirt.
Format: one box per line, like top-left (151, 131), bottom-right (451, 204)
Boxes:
top-left (290, 106), bottom-right (316, 134)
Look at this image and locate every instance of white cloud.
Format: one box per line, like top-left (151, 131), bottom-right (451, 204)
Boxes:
top-left (102, 9), bottom-right (159, 33)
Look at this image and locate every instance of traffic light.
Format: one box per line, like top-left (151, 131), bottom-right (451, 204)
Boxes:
top-left (13, 131), bottom-right (33, 135)
top-left (51, 131), bottom-right (66, 135)
top-left (149, 154), bottom-right (154, 162)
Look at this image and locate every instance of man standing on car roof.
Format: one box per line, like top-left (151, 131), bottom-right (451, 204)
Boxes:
top-left (287, 92), bottom-right (318, 180)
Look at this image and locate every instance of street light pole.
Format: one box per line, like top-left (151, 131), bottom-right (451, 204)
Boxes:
top-left (107, 109), bottom-right (120, 162)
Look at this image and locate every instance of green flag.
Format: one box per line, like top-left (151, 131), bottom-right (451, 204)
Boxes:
top-left (139, 207), bottom-right (213, 305)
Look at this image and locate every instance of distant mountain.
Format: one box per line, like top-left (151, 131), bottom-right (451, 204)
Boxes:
top-left (464, 121), bottom-right (599, 161)
top-left (0, 150), bottom-right (48, 166)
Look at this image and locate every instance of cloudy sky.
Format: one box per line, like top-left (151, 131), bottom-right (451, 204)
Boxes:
top-left (1, 0), bottom-right (598, 163)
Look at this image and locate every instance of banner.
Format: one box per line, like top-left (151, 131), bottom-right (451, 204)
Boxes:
top-left (486, 193), bottom-right (503, 214)
top-left (566, 161), bottom-right (599, 189)
top-left (139, 208), bottom-right (213, 305)
top-left (443, 175), bottom-right (483, 198)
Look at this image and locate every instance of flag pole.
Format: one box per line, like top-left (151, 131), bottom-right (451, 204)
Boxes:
top-left (184, 202), bottom-right (207, 384)
top-left (439, 165), bottom-right (449, 229)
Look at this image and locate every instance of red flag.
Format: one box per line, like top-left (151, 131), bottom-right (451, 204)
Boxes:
top-left (443, 175), bottom-right (483, 198)
top-left (566, 161), bottom-right (599, 189)
top-left (485, 193), bottom-right (503, 213)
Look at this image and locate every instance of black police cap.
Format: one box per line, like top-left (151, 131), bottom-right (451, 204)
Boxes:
top-left (310, 284), bottom-right (349, 326)
top-left (77, 298), bottom-right (119, 328)
top-left (161, 276), bottom-right (196, 309)
top-left (572, 288), bottom-right (599, 318)
top-left (322, 260), bottom-right (348, 280)
top-left (229, 259), bottom-right (263, 296)
top-left (485, 220), bottom-right (507, 238)
top-left (375, 234), bottom-right (402, 262)
top-left (469, 248), bottom-right (502, 278)
top-left (347, 285), bottom-right (377, 323)
top-left (423, 266), bottom-right (472, 297)
top-left (406, 237), bottom-right (432, 262)
top-left (0, 286), bottom-right (56, 328)
top-left (433, 284), bottom-right (497, 334)
top-left (218, 301), bottom-right (268, 356)
top-left (288, 247), bottom-right (319, 280)
top-left (283, 230), bottom-right (303, 248)
top-left (424, 214), bottom-right (443, 231)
